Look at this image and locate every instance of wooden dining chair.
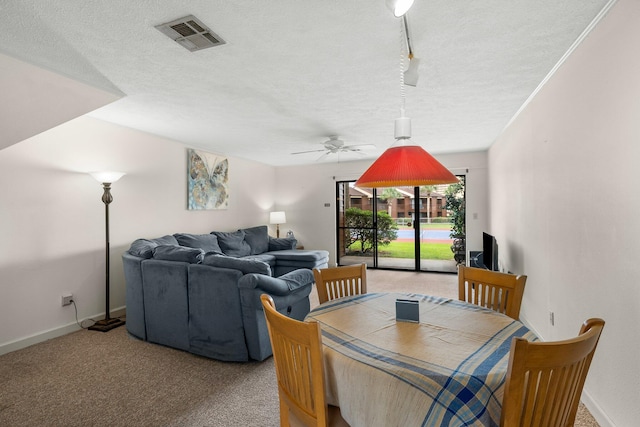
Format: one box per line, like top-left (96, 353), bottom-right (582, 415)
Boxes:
top-left (501, 318), bottom-right (605, 427)
top-left (458, 265), bottom-right (527, 320)
top-left (260, 294), bottom-right (349, 427)
top-left (313, 264), bottom-right (367, 304)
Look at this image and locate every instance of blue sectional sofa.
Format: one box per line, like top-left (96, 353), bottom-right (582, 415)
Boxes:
top-left (122, 225), bottom-right (329, 362)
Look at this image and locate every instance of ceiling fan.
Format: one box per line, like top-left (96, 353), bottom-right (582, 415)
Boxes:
top-left (291, 136), bottom-right (376, 160)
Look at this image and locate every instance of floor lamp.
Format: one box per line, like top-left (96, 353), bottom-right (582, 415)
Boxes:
top-left (89, 171), bottom-right (126, 332)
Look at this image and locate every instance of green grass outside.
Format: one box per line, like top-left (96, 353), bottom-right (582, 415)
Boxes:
top-left (346, 222), bottom-right (455, 260)
top-left (347, 241), bottom-right (454, 260)
top-left (380, 241), bottom-right (454, 260)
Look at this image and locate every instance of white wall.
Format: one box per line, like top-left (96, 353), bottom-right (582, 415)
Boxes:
top-left (488, 0), bottom-right (639, 425)
top-left (275, 151), bottom-right (488, 266)
top-left (0, 116), bottom-right (277, 353)
top-left (0, 52), bottom-right (121, 151)
top-left (0, 113), bottom-right (485, 354)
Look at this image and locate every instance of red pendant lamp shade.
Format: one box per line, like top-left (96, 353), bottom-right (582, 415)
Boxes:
top-left (355, 145), bottom-right (458, 188)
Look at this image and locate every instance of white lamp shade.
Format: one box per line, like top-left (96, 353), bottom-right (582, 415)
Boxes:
top-left (269, 211), bottom-right (286, 224)
top-left (89, 171), bottom-right (126, 184)
top-left (386, 0), bottom-right (414, 17)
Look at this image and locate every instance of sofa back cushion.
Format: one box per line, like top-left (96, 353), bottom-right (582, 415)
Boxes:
top-left (203, 254), bottom-right (271, 276)
top-left (211, 230), bottom-right (252, 257)
top-left (152, 245), bottom-right (205, 264)
top-left (268, 236), bottom-right (298, 251)
top-left (242, 225), bottom-right (269, 255)
top-left (128, 235), bottom-right (179, 258)
top-left (174, 233), bottom-right (224, 255)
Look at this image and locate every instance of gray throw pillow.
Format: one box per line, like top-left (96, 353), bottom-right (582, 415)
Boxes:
top-left (174, 233), bottom-right (223, 255)
top-left (129, 235), bottom-right (179, 258)
top-left (242, 225), bottom-right (269, 255)
top-left (211, 230), bottom-right (252, 257)
top-left (152, 245), bottom-right (204, 263)
top-left (203, 254), bottom-right (271, 276)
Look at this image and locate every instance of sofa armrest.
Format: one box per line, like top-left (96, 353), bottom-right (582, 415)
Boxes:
top-left (238, 268), bottom-right (313, 295)
top-left (238, 268), bottom-right (313, 361)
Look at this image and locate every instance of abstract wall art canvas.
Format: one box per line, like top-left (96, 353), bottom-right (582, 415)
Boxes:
top-left (187, 149), bottom-right (229, 210)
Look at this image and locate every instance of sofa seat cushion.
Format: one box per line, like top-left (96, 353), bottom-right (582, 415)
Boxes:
top-left (174, 233), bottom-right (223, 255)
top-left (269, 249), bottom-right (329, 263)
top-left (270, 250), bottom-right (329, 277)
top-left (211, 230), bottom-right (252, 257)
top-left (203, 254), bottom-right (271, 276)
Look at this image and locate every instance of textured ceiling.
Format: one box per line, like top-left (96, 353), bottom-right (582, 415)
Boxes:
top-left (1, 0), bottom-right (610, 166)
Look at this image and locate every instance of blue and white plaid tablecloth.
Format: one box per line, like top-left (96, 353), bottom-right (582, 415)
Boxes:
top-left (305, 292), bottom-right (537, 427)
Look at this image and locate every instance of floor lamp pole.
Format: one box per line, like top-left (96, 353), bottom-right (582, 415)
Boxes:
top-left (89, 174), bottom-right (126, 332)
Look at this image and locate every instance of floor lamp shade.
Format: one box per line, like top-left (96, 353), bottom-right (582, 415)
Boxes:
top-left (89, 171), bottom-right (126, 184)
top-left (89, 171), bottom-right (126, 332)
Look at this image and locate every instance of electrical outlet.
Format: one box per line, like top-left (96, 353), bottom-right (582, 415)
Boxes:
top-left (61, 294), bottom-right (73, 307)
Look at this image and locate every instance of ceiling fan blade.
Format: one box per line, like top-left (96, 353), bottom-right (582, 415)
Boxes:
top-left (316, 152), bottom-right (330, 161)
top-left (345, 144), bottom-right (376, 150)
top-left (291, 149), bottom-right (328, 155)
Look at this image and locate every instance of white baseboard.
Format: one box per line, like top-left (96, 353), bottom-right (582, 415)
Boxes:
top-left (0, 306), bottom-right (126, 356)
top-left (581, 389), bottom-right (615, 427)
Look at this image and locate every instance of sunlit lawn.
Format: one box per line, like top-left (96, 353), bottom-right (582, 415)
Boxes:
top-left (348, 241), bottom-right (454, 260)
top-left (380, 241), bottom-right (454, 260)
top-left (347, 223), bottom-right (455, 260)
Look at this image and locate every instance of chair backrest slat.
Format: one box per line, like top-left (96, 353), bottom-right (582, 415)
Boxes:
top-left (261, 294), bottom-right (329, 426)
top-left (458, 265), bottom-right (527, 320)
top-left (501, 318), bottom-right (605, 427)
top-left (314, 264), bottom-right (367, 304)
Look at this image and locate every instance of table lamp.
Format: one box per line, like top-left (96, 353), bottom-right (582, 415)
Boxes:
top-left (269, 211), bottom-right (286, 238)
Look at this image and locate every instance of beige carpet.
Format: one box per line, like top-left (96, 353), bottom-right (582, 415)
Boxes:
top-left (0, 269), bottom-right (599, 426)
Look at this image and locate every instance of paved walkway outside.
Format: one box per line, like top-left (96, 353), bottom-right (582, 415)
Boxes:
top-left (340, 256), bottom-right (459, 274)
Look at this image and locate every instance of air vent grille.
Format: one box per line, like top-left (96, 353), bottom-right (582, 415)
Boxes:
top-left (155, 15), bottom-right (225, 52)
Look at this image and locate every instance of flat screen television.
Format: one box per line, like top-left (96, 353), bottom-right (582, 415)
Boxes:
top-left (482, 232), bottom-right (499, 271)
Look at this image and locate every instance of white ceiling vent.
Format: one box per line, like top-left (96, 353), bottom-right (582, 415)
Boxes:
top-left (155, 15), bottom-right (225, 52)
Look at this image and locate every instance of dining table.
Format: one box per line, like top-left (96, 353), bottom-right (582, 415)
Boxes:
top-left (305, 292), bottom-right (537, 427)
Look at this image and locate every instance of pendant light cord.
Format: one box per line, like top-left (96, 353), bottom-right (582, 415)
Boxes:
top-left (399, 18), bottom-right (406, 116)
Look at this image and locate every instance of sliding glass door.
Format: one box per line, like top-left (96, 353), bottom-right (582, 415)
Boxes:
top-left (336, 181), bottom-right (376, 267)
top-left (336, 178), bottom-right (465, 273)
